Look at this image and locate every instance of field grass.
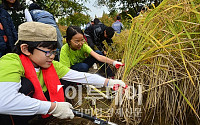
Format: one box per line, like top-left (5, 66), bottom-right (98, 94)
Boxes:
top-left (56, 0), bottom-right (200, 124)
top-left (106, 0), bottom-right (200, 124)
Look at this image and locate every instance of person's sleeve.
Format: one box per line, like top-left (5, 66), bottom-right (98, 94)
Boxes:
top-left (59, 44), bottom-right (71, 68)
top-left (61, 69), bottom-right (106, 86)
top-left (0, 54), bottom-right (51, 115)
top-left (53, 60), bottom-right (70, 78)
top-left (106, 38), bottom-right (113, 46)
top-left (83, 44), bottom-right (93, 54)
top-left (93, 28), bottom-right (101, 42)
top-left (112, 23), bottom-right (114, 28)
top-left (121, 22), bottom-right (124, 30)
top-left (84, 25), bottom-right (92, 36)
top-left (25, 8), bottom-right (33, 22)
top-left (0, 81), bottom-right (51, 115)
top-left (9, 13), bottom-right (18, 45)
top-left (4, 10), bottom-right (17, 47)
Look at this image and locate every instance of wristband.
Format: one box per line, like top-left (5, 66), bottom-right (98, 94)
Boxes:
top-left (48, 102), bottom-right (57, 114)
top-left (113, 61), bottom-right (117, 66)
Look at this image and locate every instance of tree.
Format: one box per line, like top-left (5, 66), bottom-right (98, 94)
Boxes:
top-left (99, 12), bottom-right (114, 27)
top-left (58, 13), bottom-right (91, 27)
top-left (31, 0), bottom-right (89, 18)
top-left (24, 0), bottom-right (91, 27)
top-left (96, 0), bottom-right (163, 18)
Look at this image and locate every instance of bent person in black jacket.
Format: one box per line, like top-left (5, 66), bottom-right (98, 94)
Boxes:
top-left (84, 18), bottom-right (114, 52)
top-left (0, 5), bottom-right (17, 57)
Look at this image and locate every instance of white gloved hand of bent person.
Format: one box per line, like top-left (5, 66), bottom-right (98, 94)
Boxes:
top-left (48, 102), bottom-right (74, 119)
top-left (113, 61), bottom-right (125, 69)
top-left (107, 79), bottom-right (126, 89)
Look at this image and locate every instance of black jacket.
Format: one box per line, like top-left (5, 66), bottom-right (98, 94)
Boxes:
top-left (0, 5), bottom-right (17, 56)
top-left (84, 22), bottom-right (113, 50)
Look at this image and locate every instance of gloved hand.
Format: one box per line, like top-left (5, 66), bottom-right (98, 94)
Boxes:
top-left (48, 102), bottom-right (74, 119)
top-left (107, 79), bottom-right (126, 89)
top-left (113, 61), bottom-right (125, 69)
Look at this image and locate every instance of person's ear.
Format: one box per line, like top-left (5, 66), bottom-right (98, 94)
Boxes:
top-left (68, 40), bottom-right (72, 46)
top-left (20, 44), bottom-right (31, 56)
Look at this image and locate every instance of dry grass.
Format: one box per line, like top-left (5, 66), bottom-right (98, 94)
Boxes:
top-left (106, 0), bottom-right (200, 124)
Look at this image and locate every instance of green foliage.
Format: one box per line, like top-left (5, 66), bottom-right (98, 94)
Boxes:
top-left (108, 10), bottom-right (118, 19)
top-left (99, 12), bottom-right (131, 30)
top-left (31, 0), bottom-right (89, 18)
top-left (58, 13), bottom-right (91, 27)
top-left (99, 12), bottom-right (114, 27)
top-left (23, 0), bottom-right (91, 27)
top-left (57, 24), bottom-right (67, 36)
top-left (97, 0), bottom-right (163, 18)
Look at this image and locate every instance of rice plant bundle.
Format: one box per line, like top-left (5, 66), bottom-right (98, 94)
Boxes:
top-left (109, 0), bottom-right (200, 124)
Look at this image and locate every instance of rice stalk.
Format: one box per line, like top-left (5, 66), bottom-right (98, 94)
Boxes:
top-left (106, 0), bottom-right (200, 124)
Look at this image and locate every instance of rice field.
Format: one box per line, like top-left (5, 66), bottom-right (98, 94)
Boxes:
top-left (105, 0), bottom-right (200, 124)
top-left (45, 0), bottom-right (200, 124)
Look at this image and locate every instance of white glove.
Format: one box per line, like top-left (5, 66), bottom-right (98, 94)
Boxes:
top-left (113, 61), bottom-right (124, 69)
top-left (107, 79), bottom-right (126, 89)
top-left (48, 102), bottom-right (74, 119)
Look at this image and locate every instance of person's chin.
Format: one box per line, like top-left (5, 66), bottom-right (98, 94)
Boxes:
top-left (42, 65), bottom-right (51, 69)
top-left (42, 63), bottom-right (52, 69)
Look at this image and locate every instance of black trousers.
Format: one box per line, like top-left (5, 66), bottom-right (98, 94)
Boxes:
top-left (0, 78), bottom-right (74, 125)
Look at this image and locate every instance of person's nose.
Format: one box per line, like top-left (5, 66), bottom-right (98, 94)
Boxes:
top-left (49, 53), bottom-right (55, 59)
